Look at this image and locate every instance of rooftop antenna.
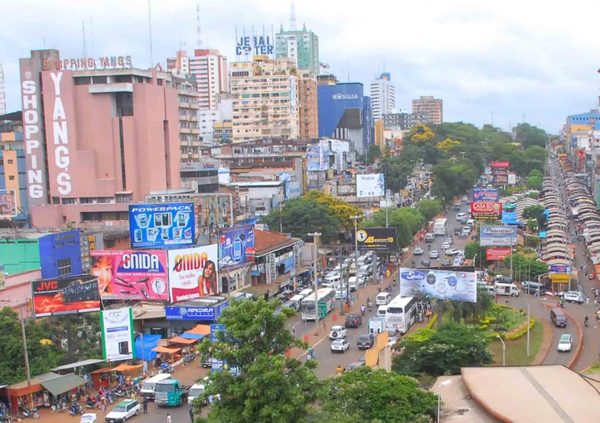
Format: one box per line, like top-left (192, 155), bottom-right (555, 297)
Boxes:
top-left (290, 0), bottom-right (297, 30)
top-left (147, 0), bottom-right (154, 68)
top-left (196, 3), bottom-right (203, 49)
top-left (81, 21), bottom-right (87, 57)
top-left (90, 16), bottom-right (95, 57)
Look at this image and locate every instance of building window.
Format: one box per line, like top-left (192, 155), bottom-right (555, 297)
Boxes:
top-left (57, 258), bottom-right (72, 276)
top-left (8, 175), bottom-right (14, 180)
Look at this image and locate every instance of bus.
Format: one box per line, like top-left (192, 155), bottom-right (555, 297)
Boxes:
top-left (385, 296), bottom-right (418, 334)
top-left (301, 288), bottom-right (336, 321)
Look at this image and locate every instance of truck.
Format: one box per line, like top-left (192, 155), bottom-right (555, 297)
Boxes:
top-left (433, 218), bottom-right (448, 236)
top-left (154, 379), bottom-right (190, 407)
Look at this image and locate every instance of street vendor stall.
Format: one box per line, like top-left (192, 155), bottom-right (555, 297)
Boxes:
top-left (151, 346), bottom-right (182, 363)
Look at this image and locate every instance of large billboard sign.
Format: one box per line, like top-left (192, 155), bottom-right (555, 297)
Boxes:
top-left (486, 247), bottom-right (512, 261)
top-left (472, 188), bottom-right (499, 203)
top-left (357, 174), bottom-right (385, 198)
top-left (168, 245), bottom-right (219, 302)
top-left (399, 268), bottom-right (477, 303)
top-left (218, 225), bottom-right (255, 270)
top-left (549, 264), bottom-right (571, 273)
top-left (236, 34), bottom-right (274, 56)
top-left (165, 302), bottom-right (228, 321)
top-left (354, 227), bottom-right (397, 251)
top-left (0, 189), bottom-right (17, 218)
top-left (32, 275), bottom-right (100, 317)
top-left (90, 250), bottom-right (169, 301)
top-left (100, 307), bottom-right (135, 362)
top-left (492, 173), bottom-right (509, 185)
top-left (306, 143), bottom-right (329, 171)
top-left (490, 161), bottom-right (510, 169)
top-left (129, 202), bottom-right (195, 249)
top-left (480, 225), bottom-right (517, 247)
top-left (471, 201), bottom-right (502, 219)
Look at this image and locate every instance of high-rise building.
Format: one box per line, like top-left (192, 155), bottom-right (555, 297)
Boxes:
top-left (297, 70), bottom-right (318, 139)
top-left (19, 49), bottom-right (181, 229)
top-left (412, 95), bottom-right (443, 125)
top-left (230, 57), bottom-right (300, 143)
top-left (172, 75), bottom-right (200, 161)
top-left (370, 73), bottom-right (395, 121)
top-left (0, 64), bottom-right (6, 114)
top-left (0, 111), bottom-right (27, 221)
top-left (275, 23), bottom-right (319, 76)
top-left (383, 112), bottom-right (428, 130)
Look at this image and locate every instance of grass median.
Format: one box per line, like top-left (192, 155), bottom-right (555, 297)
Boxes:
top-left (489, 320), bottom-right (543, 366)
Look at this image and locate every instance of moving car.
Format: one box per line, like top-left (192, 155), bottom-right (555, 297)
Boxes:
top-left (562, 291), bottom-right (584, 304)
top-left (441, 258), bottom-right (451, 267)
top-left (105, 400), bottom-right (141, 423)
top-left (330, 338), bottom-right (350, 353)
top-left (329, 325), bottom-right (347, 340)
top-left (557, 334), bottom-right (572, 352)
top-left (344, 314), bottom-right (362, 328)
top-left (425, 233), bottom-right (435, 243)
top-left (456, 212), bottom-right (467, 221)
top-left (441, 241), bottom-right (451, 250)
top-left (413, 247), bottom-right (424, 255)
top-left (445, 248), bottom-right (460, 256)
top-left (429, 250), bottom-right (440, 259)
top-left (357, 334), bottom-right (375, 350)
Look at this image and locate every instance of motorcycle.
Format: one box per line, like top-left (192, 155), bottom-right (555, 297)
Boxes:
top-left (69, 402), bottom-right (82, 416)
top-left (159, 362), bottom-right (173, 374)
top-left (584, 317), bottom-right (589, 328)
top-left (21, 406), bottom-right (40, 419)
top-left (306, 349), bottom-right (315, 361)
top-left (360, 305), bottom-right (366, 316)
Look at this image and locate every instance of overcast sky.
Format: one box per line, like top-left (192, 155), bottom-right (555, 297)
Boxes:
top-left (2, 0), bottom-right (599, 133)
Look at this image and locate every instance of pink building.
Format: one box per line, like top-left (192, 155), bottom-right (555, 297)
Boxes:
top-left (19, 50), bottom-right (181, 229)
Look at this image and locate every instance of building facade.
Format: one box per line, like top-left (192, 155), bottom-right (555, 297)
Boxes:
top-left (383, 111), bottom-right (428, 130)
top-left (180, 158), bottom-right (220, 194)
top-left (0, 112), bottom-right (28, 220)
top-left (172, 75), bottom-right (200, 161)
top-left (412, 95), bottom-right (443, 125)
top-left (369, 72), bottom-right (395, 121)
top-left (19, 49), bottom-right (181, 229)
top-left (275, 23), bottom-right (320, 76)
top-left (230, 57), bottom-right (300, 143)
top-left (297, 70), bottom-right (318, 139)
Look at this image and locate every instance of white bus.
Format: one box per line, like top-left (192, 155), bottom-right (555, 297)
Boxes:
top-left (301, 288), bottom-right (336, 321)
top-left (385, 296), bottom-right (418, 334)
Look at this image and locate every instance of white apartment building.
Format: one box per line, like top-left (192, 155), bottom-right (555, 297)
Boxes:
top-left (370, 72), bottom-right (395, 121)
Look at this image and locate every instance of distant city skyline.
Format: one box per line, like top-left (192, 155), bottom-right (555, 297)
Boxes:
top-left (1, 0), bottom-right (599, 133)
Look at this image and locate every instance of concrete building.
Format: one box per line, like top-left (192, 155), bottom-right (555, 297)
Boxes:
top-left (19, 49), bottom-right (181, 229)
top-left (383, 111), bottom-right (428, 130)
top-left (412, 95), bottom-right (443, 125)
top-left (369, 72), bottom-right (395, 121)
top-left (180, 158), bottom-right (220, 194)
top-left (297, 70), bottom-right (318, 139)
top-left (172, 75), bottom-right (201, 161)
top-left (0, 64), bottom-right (6, 115)
top-left (275, 23), bottom-right (320, 76)
top-left (230, 57), bottom-right (300, 143)
top-left (0, 112), bottom-right (28, 221)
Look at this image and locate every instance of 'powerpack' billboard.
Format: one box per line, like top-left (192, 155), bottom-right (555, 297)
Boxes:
top-left (129, 202), bottom-right (195, 249)
top-left (168, 245), bottom-right (219, 302)
top-left (479, 225), bottom-right (517, 246)
top-left (90, 250), bottom-right (169, 301)
top-left (354, 227), bottom-right (397, 251)
top-left (218, 225), bottom-right (255, 270)
top-left (399, 268), bottom-right (477, 303)
top-left (32, 275), bottom-right (100, 317)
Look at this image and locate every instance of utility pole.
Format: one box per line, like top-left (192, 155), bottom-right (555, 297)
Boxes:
top-left (526, 302), bottom-right (530, 357)
top-left (308, 232), bottom-right (321, 335)
top-left (20, 314), bottom-right (31, 388)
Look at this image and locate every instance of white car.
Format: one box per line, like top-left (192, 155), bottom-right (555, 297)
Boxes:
top-left (441, 241), bottom-right (451, 250)
top-left (329, 325), bottom-right (347, 340)
top-left (105, 400), bottom-right (141, 423)
top-left (81, 414), bottom-right (97, 423)
top-left (445, 248), bottom-right (460, 256)
top-left (330, 338), bottom-right (350, 353)
top-left (557, 334), bottom-right (572, 352)
top-left (413, 247), bottom-right (424, 255)
top-left (429, 250), bottom-right (440, 259)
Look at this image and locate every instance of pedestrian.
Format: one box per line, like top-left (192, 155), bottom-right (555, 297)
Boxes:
top-left (167, 413), bottom-right (172, 423)
top-left (189, 407), bottom-right (194, 423)
top-left (587, 297), bottom-right (591, 305)
top-left (143, 396), bottom-right (148, 414)
top-left (292, 326), bottom-right (296, 337)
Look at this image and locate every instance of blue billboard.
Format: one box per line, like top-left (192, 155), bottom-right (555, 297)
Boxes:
top-left (165, 301), bottom-right (228, 321)
top-left (218, 225), bottom-right (255, 270)
top-left (472, 188), bottom-right (500, 202)
top-left (317, 83), bottom-right (364, 138)
top-left (38, 230), bottom-right (83, 279)
top-left (129, 203), bottom-right (195, 249)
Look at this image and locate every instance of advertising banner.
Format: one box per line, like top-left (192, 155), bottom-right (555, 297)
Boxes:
top-left (357, 174), bottom-right (385, 198)
top-left (490, 161), bottom-right (510, 169)
top-left (549, 264), bottom-right (572, 273)
top-left (90, 250), bottom-right (169, 301)
top-left (480, 225), bottom-right (518, 246)
top-left (492, 173), bottom-right (509, 185)
top-left (486, 247), bottom-right (512, 261)
top-left (472, 188), bottom-right (500, 202)
top-left (0, 189), bottom-right (17, 218)
top-left (100, 307), bottom-right (135, 362)
top-left (218, 225), bottom-right (255, 270)
top-left (399, 268), bottom-right (477, 303)
top-left (549, 273), bottom-right (570, 283)
top-left (32, 275), bottom-right (100, 317)
top-left (306, 143), bottom-right (328, 171)
top-left (471, 201), bottom-right (502, 219)
top-left (129, 202), bottom-right (195, 249)
top-left (354, 227), bottom-right (397, 251)
top-left (168, 245), bottom-right (219, 302)
top-left (165, 302), bottom-right (228, 321)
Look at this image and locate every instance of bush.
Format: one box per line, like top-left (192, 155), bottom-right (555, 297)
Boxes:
top-left (478, 324), bottom-right (489, 331)
top-left (505, 318), bottom-right (536, 341)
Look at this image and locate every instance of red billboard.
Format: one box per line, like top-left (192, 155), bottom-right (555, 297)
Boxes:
top-left (490, 161), bottom-right (510, 169)
top-left (32, 275), bottom-right (100, 317)
top-left (471, 201), bottom-right (502, 219)
top-left (486, 247), bottom-right (512, 261)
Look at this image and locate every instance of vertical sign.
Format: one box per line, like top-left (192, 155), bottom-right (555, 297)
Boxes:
top-left (100, 307), bottom-right (136, 362)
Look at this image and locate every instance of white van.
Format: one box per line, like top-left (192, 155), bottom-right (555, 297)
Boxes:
top-left (376, 292), bottom-right (392, 305)
top-left (377, 305), bottom-right (388, 318)
top-left (284, 294), bottom-right (306, 310)
top-left (494, 282), bottom-right (520, 297)
top-left (188, 381), bottom-right (207, 404)
top-left (298, 288), bottom-right (313, 297)
top-left (358, 265), bottom-right (371, 278)
top-left (357, 256), bottom-right (367, 267)
top-left (141, 373), bottom-right (172, 398)
top-left (323, 273), bottom-right (341, 287)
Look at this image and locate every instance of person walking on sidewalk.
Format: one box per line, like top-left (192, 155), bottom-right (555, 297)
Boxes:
top-left (167, 413), bottom-right (172, 423)
top-left (142, 396), bottom-right (148, 414)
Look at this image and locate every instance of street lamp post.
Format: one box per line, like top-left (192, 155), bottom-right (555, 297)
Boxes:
top-left (308, 232), bottom-right (321, 335)
top-left (497, 335), bottom-right (506, 366)
top-left (351, 215), bottom-right (361, 289)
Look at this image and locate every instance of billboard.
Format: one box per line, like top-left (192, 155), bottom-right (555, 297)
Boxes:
top-left (486, 247), bottom-right (512, 261)
top-left (480, 225), bottom-right (518, 247)
top-left (100, 307), bottom-right (135, 362)
top-left (549, 264), bottom-right (571, 273)
top-left (471, 201), bottom-right (502, 219)
top-left (399, 268), bottom-right (477, 303)
top-left (168, 245), bottom-right (219, 302)
top-left (32, 275), bottom-right (100, 317)
top-left (492, 173), bottom-right (509, 185)
top-left (354, 227), bottom-right (397, 251)
top-left (357, 174), bottom-right (385, 198)
top-left (0, 189), bottom-right (17, 218)
top-left (39, 230), bottom-right (83, 279)
top-left (128, 202), bottom-right (195, 249)
top-left (472, 188), bottom-right (499, 202)
top-left (218, 225), bottom-right (255, 270)
top-left (90, 250), bottom-right (169, 301)
top-left (165, 302), bottom-right (228, 321)
top-left (490, 161), bottom-right (510, 169)
top-left (306, 143), bottom-right (328, 171)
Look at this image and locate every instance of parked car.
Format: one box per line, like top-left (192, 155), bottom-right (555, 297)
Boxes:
top-left (557, 334), bottom-right (572, 352)
top-left (357, 334), bottom-right (375, 350)
top-left (441, 258), bottom-right (451, 267)
top-left (330, 338), bottom-right (350, 353)
top-left (105, 400), bottom-right (141, 423)
top-left (429, 250), bottom-right (440, 259)
top-left (328, 325), bottom-right (347, 340)
top-left (413, 247), bottom-right (424, 255)
top-left (344, 314), bottom-right (362, 328)
top-left (522, 281), bottom-right (543, 294)
top-left (453, 227), bottom-right (462, 236)
top-left (420, 259), bottom-right (431, 267)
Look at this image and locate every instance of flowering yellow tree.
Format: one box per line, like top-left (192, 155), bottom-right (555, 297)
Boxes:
top-left (304, 191), bottom-right (362, 229)
top-left (409, 124), bottom-right (435, 144)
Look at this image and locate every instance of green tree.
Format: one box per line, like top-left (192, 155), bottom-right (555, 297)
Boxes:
top-left (526, 175), bottom-right (542, 190)
top-left (303, 191), bottom-right (362, 230)
top-left (431, 159), bottom-right (478, 204)
top-left (362, 207), bottom-right (426, 248)
top-left (522, 205), bottom-right (547, 229)
top-left (195, 299), bottom-right (319, 423)
top-left (392, 322), bottom-right (492, 377)
top-left (314, 367), bottom-right (437, 423)
top-left (504, 253), bottom-right (548, 282)
top-left (46, 314), bottom-right (102, 363)
top-left (418, 199), bottom-right (443, 221)
top-left (514, 123), bottom-right (548, 149)
top-left (367, 144), bottom-right (381, 164)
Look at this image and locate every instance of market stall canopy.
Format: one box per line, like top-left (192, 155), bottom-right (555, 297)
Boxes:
top-left (41, 373), bottom-right (86, 397)
top-left (168, 336), bottom-right (197, 345)
top-left (180, 332), bottom-right (204, 340)
top-left (152, 346), bottom-right (181, 354)
top-left (52, 359), bottom-right (105, 372)
top-left (185, 324), bottom-right (211, 336)
top-left (111, 363), bottom-right (143, 372)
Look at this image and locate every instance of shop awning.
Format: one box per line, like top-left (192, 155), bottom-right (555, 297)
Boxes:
top-left (41, 373), bottom-right (86, 396)
top-left (152, 346), bottom-right (181, 354)
top-left (52, 359), bottom-right (105, 372)
top-left (185, 324), bottom-right (210, 336)
top-left (111, 364), bottom-right (143, 373)
top-left (168, 336), bottom-right (197, 345)
top-left (181, 332), bottom-right (204, 340)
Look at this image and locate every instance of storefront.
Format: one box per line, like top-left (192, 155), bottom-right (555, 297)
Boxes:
top-left (165, 300), bottom-right (229, 332)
